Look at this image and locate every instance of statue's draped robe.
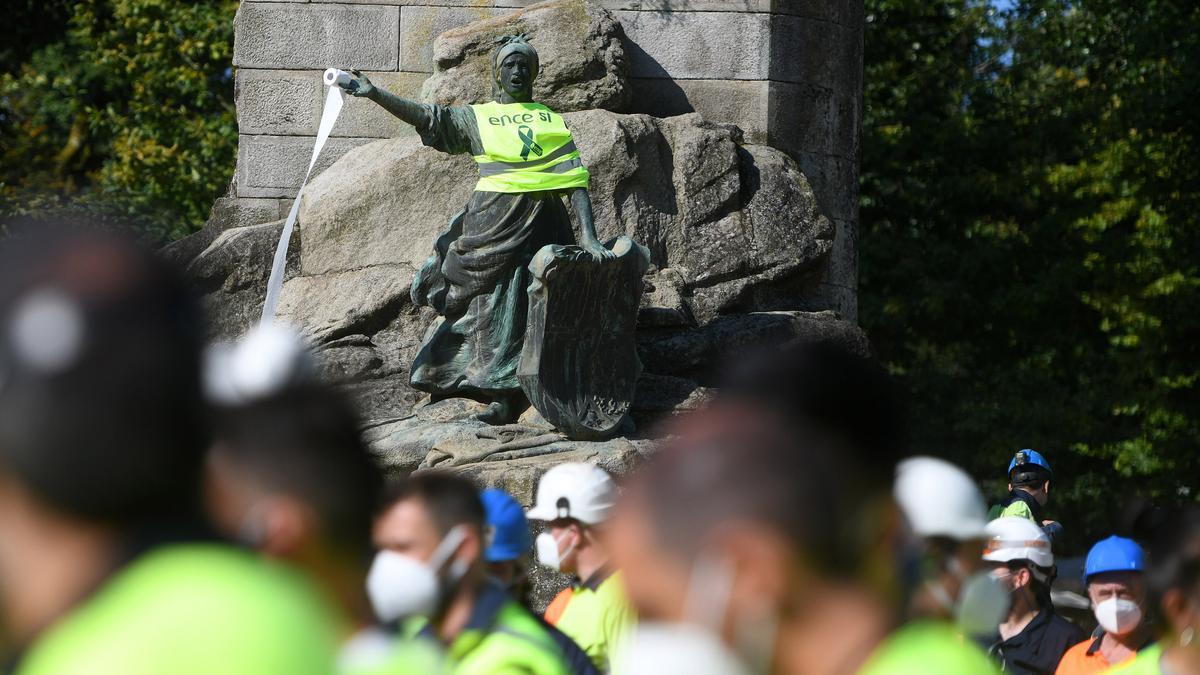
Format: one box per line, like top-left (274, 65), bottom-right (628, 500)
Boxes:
top-left (409, 103), bottom-right (575, 399)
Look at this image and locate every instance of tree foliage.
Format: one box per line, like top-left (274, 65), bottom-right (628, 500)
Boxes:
top-left (0, 0), bottom-right (238, 240)
top-left (861, 0), bottom-right (1200, 550)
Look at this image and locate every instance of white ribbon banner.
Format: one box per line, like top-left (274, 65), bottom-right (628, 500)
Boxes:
top-left (259, 69), bottom-right (348, 327)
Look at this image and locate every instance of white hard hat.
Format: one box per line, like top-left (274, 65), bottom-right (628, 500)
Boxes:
top-left (894, 456), bottom-right (989, 541)
top-left (983, 516), bottom-right (1054, 568)
top-left (526, 462), bottom-right (617, 526)
top-left (204, 323), bottom-right (314, 405)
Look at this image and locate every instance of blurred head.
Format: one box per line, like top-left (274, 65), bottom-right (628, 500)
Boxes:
top-left (207, 383), bottom-right (382, 564)
top-left (367, 473), bottom-right (484, 622)
top-left (713, 340), bottom-right (909, 598)
top-left (493, 35), bottom-right (538, 102)
top-left (1147, 506), bottom-right (1200, 647)
top-left (0, 224), bottom-right (207, 645)
top-left (893, 457), bottom-right (1004, 635)
top-left (611, 403), bottom-right (890, 672)
top-left (526, 462), bottom-right (617, 576)
top-left (0, 225), bottom-right (206, 525)
top-left (719, 340), bottom-right (909, 475)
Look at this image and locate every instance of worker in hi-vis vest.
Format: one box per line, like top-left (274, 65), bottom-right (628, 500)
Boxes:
top-left (0, 231), bottom-right (339, 675)
top-left (338, 33), bottom-right (612, 427)
top-left (988, 449), bottom-right (1064, 547)
top-left (528, 463), bottom-right (637, 672)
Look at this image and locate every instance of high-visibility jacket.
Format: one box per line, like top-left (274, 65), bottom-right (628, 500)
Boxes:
top-left (988, 488), bottom-right (1043, 522)
top-left (340, 634), bottom-right (448, 675)
top-left (15, 543), bottom-right (338, 675)
top-left (857, 621), bottom-right (1000, 675)
top-left (411, 580), bottom-right (572, 675)
top-left (470, 102), bottom-right (590, 193)
top-left (544, 568), bottom-right (635, 672)
top-left (1105, 643), bottom-right (1164, 674)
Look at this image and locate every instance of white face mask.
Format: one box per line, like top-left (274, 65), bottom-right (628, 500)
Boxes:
top-left (954, 571), bottom-right (1011, 637)
top-left (613, 622), bottom-right (752, 675)
top-left (1094, 597), bottom-right (1142, 636)
top-left (535, 530), bottom-right (576, 572)
top-left (236, 500), bottom-right (271, 549)
top-left (926, 557), bottom-right (1010, 637)
top-left (614, 556), bottom-right (775, 675)
top-left (366, 525), bottom-right (468, 622)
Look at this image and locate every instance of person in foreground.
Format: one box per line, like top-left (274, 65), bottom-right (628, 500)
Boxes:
top-left (368, 472), bottom-right (578, 675)
top-left (0, 226), bottom-right (337, 674)
top-left (608, 402), bottom-right (898, 675)
top-left (1054, 536), bottom-right (1153, 674)
top-left (608, 340), bottom-right (920, 675)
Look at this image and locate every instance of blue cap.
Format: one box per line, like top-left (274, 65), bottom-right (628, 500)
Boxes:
top-left (1085, 535), bottom-right (1145, 581)
top-left (480, 488), bottom-right (531, 563)
top-left (1007, 449), bottom-right (1052, 478)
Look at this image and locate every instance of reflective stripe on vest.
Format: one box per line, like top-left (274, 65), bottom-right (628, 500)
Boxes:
top-left (471, 102), bottom-right (589, 193)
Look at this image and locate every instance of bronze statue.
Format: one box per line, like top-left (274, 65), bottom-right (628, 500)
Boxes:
top-left (341, 35), bottom-right (629, 427)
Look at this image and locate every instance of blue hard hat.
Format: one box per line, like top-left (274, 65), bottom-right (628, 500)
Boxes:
top-left (1084, 535), bottom-right (1145, 581)
top-left (1007, 448), bottom-right (1052, 478)
top-left (480, 488), bottom-right (531, 563)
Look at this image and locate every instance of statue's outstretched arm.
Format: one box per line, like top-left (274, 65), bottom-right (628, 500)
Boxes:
top-left (340, 70), bottom-right (429, 129)
top-left (570, 188), bottom-right (615, 261)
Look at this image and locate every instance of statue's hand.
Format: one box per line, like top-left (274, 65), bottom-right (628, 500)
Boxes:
top-left (342, 69), bottom-right (376, 98)
top-left (580, 237), bottom-right (615, 261)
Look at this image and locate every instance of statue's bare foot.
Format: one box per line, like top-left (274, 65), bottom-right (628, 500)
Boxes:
top-left (472, 399), bottom-right (516, 425)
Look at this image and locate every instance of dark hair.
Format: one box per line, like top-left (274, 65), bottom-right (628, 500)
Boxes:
top-left (378, 472), bottom-right (485, 538)
top-left (1005, 560), bottom-right (1056, 608)
top-left (0, 224), bottom-right (207, 523)
top-left (718, 340), bottom-right (908, 492)
top-left (1147, 505), bottom-right (1200, 612)
top-left (633, 406), bottom-right (883, 579)
top-left (1011, 467), bottom-right (1050, 489)
top-left (213, 384), bottom-right (382, 554)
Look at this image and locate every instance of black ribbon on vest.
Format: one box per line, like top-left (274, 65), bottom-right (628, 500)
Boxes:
top-left (518, 125), bottom-right (543, 160)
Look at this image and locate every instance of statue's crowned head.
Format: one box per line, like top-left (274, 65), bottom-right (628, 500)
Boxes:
top-left (492, 33), bottom-right (538, 102)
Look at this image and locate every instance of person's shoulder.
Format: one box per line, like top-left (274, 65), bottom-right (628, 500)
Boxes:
top-left (1107, 643), bottom-right (1163, 674)
top-left (545, 587), bottom-right (575, 625)
top-left (1046, 613), bottom-right (1087, 640)
top-left (858, 621), bottom-right (1000, 675)
top-left (17, 544), bottom-right (338, 675)
top-left (1052, 637), bottom-right (1095, 675)
top-left (1000, 500), bottom-right (1035, 519)
top-left (467, 606), bottom-right (572, 675)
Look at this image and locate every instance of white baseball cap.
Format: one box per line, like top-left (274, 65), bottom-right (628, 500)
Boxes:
top-left (526, 462), bottom-right (617, 525)
top-left (983, 516), bottom-right (1054, 568)
top-left (894, 456), bottom-right (989, 541)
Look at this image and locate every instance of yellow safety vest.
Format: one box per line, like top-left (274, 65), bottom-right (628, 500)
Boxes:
top-left (545, 570), bottom-right (635, 672)
top-left (16, 544), bottom-right (338, 675)
top-left (470, 102), bottom-right (590, 193)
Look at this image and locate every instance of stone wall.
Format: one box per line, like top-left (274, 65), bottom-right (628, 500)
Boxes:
top-left (228, 0), bottom-right (863, 319)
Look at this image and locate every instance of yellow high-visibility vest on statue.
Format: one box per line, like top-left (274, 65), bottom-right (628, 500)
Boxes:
top-left (471, 102), bottom-right (590, 193)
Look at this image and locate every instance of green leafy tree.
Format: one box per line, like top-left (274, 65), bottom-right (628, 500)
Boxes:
top-left (861, 0), bottom-right (1200, 549)
top-left (0, 0), bottom-right (238, 240)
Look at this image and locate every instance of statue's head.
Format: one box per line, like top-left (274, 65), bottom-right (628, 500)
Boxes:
top-left (492, 34), bottom-right (538, 103)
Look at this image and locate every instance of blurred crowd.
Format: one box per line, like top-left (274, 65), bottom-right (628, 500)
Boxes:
top-left (0, 225), bottom-right (1196, 675)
